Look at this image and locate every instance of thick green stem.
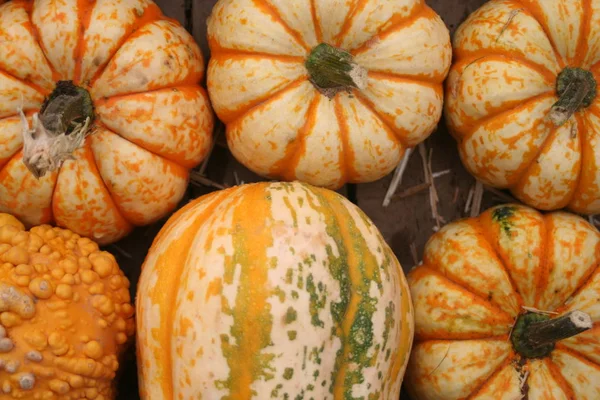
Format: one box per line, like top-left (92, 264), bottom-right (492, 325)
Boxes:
top-left (511, 310), bottom-right (592, 359)
top-left (550, 67), bottom-right (597, 126)
top-left (305, 43), bottom-right (367, 97)
top-left (20, 80), bottom-right (95, 179)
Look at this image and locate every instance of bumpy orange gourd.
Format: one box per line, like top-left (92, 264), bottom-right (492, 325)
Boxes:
top-left (206, 0), bottom-right (452, 189)
top-left (0, 213), bottom-right (135, 399)
top-left (136, 181), bottom-right (414, 399)
top-left (405, 204), bottom-right (600, 399)
top-left (446, 0), bottom-right (600, 214)
top-left (0, 0), bottom-right (214, 245)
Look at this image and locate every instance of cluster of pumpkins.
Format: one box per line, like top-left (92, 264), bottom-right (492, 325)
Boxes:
top-left (0, 0), bottom-right (599, 398)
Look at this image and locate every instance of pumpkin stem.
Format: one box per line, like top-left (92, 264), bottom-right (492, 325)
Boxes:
top-left (305, 43), bottom-right (367, 98)
top-left (19, 80), bottom-right (95, 179)
top-left (549, 67), bottom-right (597, 126)
top-left (511, 310), bottom-right (592, 359)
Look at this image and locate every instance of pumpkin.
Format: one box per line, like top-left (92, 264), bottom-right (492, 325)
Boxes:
top-left (136, 181), bottom-right (414, 399)
top-left (206, 0), bottom-right (451, 189)
top-left (0, 0), bottom-right (214, 245)
top-left (404, 204), bottom-right (600, 399)
top-left (0, 213), bottom-right (135, 398)
top-left (446, 0), bottom-right (600, 214)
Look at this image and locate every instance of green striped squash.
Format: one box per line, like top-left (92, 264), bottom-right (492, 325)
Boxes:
top-left (136, 181), bottom-right (414, 399)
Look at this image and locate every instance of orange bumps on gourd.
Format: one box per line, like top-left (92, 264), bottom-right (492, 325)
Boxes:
top-left (0, 213), bottom-right (135, 399)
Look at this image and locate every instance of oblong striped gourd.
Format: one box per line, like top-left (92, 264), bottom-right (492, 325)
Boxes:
top-left (136, 181), bottom-right (414, 399)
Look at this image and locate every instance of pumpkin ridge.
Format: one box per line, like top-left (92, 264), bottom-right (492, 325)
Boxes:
top-left (333, 97), bottom-right (354, 183)
top-left (221, 77), bottom-right (308, 125)
top-left (556, 260), bottom-right (600, 316)
top-left (351, 91), bottom-right (407, 148)
top-left (84, 3), bottom-right (165, 89)
top-left (570, 112), bottom-right (593, 203)
top-left (309, 0), bottom-right (323, 43)
top-left (271, 94), bottom-right (319, 181)
top-left (84, 137), bottom-right (136, 229)
top-left (351, 6), bottom-right (431, 56)
top-left (251, 0), bottom-right (311, 52)
top-left (511, 121), bottom-right (563, 193)
top-left (88, 128), bottom-right (190, 226)
top-left (17, 0), bottom-right (62, 84)
top-left (91, 123), bottom-right (192, 172)
top-left (531, 214), bottom-right (553, 308)
top-left (409, 265), bottom-right (515, 335)
top-left (0, 68), bottom-right (48, 100)
top-left (0, 149), bottom-right (58, 226)
top-left (366, 70), bottom-right (443, 93)
top-left (509, 0), bottom-right (567, 68)
top-left (574, 0), bottom-right (593, 66)
top-left (344, 1), bottom-right (427, 54)
top-left (451, 52), bottom-right (557, 87)
top-left (93, 87), bottom-right (214, 169)
top-left (72, 0), bottom-right (96, 85)
top-left (555, 341), bottom-right (600, 368)
top-left (332, 0), bottom-right (368, 48)
top-left (51, 141), bottom-right (133, 243)
top-left (544, 355), bottom-right (577, 398)
top-left (470, 217), bottom-right (524, 310)
top-left (512, 123), bottom-right (582, 211)
top-left (462, 354), bottom-right (516, 399)
top-left (459, 92), bottom-right (555, 143)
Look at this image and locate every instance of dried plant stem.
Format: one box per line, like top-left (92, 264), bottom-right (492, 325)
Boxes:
top-left (190, 171), bottom-right (229, 190)
top-left (382, 148), bottom-right (414, 207)
top-left (395, 182), bottom-right (431, 199)
top-left (470, 180), bottom-right (484, 217)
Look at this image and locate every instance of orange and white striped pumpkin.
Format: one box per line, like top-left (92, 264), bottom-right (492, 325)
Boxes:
top-left (0, 0), bottom-right (214, 245)
top-left (446, 0), bottom-right (600, 214)
top-left (405, 204), bottom-right (600, 399)
top-left (136, 181), bottom-right (414, 399)
top-left (206, 0), bottom-right (452, 189)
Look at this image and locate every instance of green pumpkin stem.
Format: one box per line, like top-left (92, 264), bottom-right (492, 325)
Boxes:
top-left (511, 310), bottom-right (592, 359)
top-left (305, 43), bottom-right (367, 97)
top-left (549, 67), bottom-right (597, 126)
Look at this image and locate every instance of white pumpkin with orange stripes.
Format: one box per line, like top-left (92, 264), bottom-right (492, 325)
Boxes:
top-left (446, 0), bottom-right (600, 214)
top-left (0, 0), bottom-right (214, 245)
top-left (136, 181), bottom-right (414, 399)
top-left (405, 204), bottom-right (600, 399)
top-left (206, 0), bottom-right (452, 189)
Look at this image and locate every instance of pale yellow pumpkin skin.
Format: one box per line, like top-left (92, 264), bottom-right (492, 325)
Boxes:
top-left (0, 0), bottom-right (214, 245)
top-left (405, 204), bottom-right (600, 400)
top-left (136, 182), bottom-right (414, 399)
top-left (446, 0), bottom-right (600, 214)
top-left (206, 0), bottom-right (451, 189)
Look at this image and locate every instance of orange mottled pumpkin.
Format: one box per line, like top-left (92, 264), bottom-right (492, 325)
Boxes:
top-left (207, 0), bottom-right (451, 189)
top-left (446, 0), bottom-right (600, 214)
top-left (405, 204), bottom-right (600, 399)
top-left (0, 0), bottom-right (214, 245)
top-left (0, 213), bottom-right (135, 398)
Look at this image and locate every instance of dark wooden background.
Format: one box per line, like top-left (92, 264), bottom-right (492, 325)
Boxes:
top-left (113, 0), bottom-right (496, 398)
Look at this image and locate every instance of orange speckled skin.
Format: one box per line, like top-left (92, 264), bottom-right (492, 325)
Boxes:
top-left (446, 0), bottom-right (600, 215)
top-left (0, 0), bottom-right (214, 245)
top-left (0, 213), bottom-right (135, 399)
top-left (405, 204), bottom-right (600, 400)
top-left (206, 0), bottom-right (452, 189)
